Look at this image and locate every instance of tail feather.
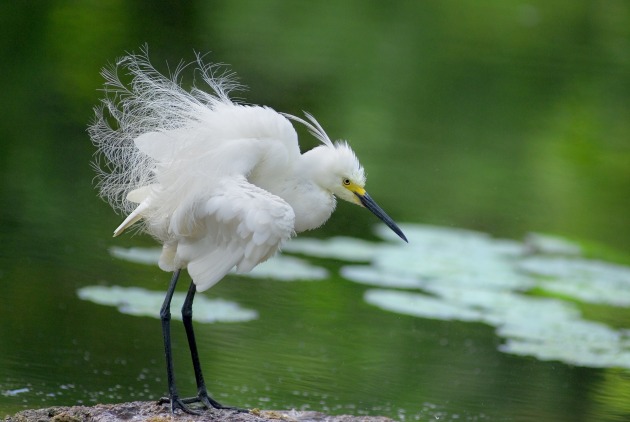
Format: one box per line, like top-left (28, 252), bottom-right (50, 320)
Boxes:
top-left (113, 200), bottom-right (150, 237)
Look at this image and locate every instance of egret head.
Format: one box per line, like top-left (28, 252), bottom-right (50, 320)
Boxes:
top-left (323, 141), bottom-right (366, 205)
top-left (328, 142), bottom-right (407, 243)
top-left (286, 112), bottom-right (407, 243)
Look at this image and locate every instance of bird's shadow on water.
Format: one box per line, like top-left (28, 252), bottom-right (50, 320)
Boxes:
top-left (79, 223), bottom-right (630, 370)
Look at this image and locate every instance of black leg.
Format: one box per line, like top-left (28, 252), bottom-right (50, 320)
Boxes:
top-left (160, 269), bottom-right (199, 415)
top-left (181, 281), bottom-right (244, 411)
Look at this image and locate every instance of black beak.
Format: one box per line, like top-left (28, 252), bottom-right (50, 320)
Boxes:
top-left (356, 192), bottom-right (408, 242)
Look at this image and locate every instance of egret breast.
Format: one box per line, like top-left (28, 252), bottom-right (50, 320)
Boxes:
top-left (285, 185), bottom-right (336, 233)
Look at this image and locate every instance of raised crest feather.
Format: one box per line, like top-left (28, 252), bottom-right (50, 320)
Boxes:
top-left (281, 112), bottom-right (334, 148)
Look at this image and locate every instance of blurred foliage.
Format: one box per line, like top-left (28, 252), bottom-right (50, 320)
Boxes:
top-left (1, 1), bottom-right (629, 251)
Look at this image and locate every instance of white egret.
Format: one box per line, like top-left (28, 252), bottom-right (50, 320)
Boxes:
top-left (89, 49), bottom-right (407, 414)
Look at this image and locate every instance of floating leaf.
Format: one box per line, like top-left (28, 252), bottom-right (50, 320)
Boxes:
top-left (77, 286), bottom-right (258, 323)
top-left (518, 256), bottom-right (630, 307)
top-left (243, 255), bottom-right (328, 281)
top-left (109, 246), bottom-right (161, 265)
top-left (340, 266), bottom-right (426, 289)
top-left (105, 223), bottom-right (630, 368)
top-left (365, 289), bottom-right (484, 322)
top-left (283, 236), bottom-right (381, 261)
top-left (108, 247), bottom-right (328, 281)
top-left (343, 224), bottom-right (630, 369)
top-left (523, 233), bottom-right (582, 256)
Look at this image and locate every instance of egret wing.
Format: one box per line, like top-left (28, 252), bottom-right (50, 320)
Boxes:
top-left (168, 176), bottom-right (295, 292)
top-left (113, 105), bottom-right (301, 237)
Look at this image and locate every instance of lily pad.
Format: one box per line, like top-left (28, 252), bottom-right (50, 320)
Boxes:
top-left (108, 247), bottom-right (328, 281)
top-left (518, 256), bottom-right (630, 307)
top-left (523, 233), bottom-right (583, 256)
top-left (364, 289), bottom-right (484, 322)
top-left (242, 255), bottom-right (329, 281)
top-left (339, 224), bottom-right (630, 369)
top-left (283, 236), bottom-right (382, 262)
top-left (109, 246), bottom-right (161, 265)
top-left (104, 223), bottom-right (630, 369)
top-left (77, 285), bottom-right (258, 323)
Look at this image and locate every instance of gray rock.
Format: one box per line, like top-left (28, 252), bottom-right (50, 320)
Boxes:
top-left (3, 401), bottom-right (395, 422)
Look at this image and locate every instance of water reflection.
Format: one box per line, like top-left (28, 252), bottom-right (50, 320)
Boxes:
top-left (589, 369), bottom-right (630, 421)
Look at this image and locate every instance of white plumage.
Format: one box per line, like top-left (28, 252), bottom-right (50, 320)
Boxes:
top-left (89, 48), bottom-right (406, 414)
top-left (90, 50), bottom-right (406, 292)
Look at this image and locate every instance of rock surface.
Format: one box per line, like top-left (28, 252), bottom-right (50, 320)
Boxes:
top-left (3, 401), bottom-right (394, 422)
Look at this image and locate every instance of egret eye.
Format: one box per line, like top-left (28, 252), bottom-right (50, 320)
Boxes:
top-left (343, 178), bottom-right (351, 186)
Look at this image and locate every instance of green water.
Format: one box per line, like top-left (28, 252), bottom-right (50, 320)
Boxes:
top-left (1, 2), bottom-right (629, 421)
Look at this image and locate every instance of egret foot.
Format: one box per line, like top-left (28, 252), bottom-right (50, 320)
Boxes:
top-left (182, 391), bottom-right (249, 413)
top-left (158, 396), bottom-right (203, 415)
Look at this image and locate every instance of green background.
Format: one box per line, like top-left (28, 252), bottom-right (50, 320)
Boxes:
top-left (1, 2), bottom-right (629, 421)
